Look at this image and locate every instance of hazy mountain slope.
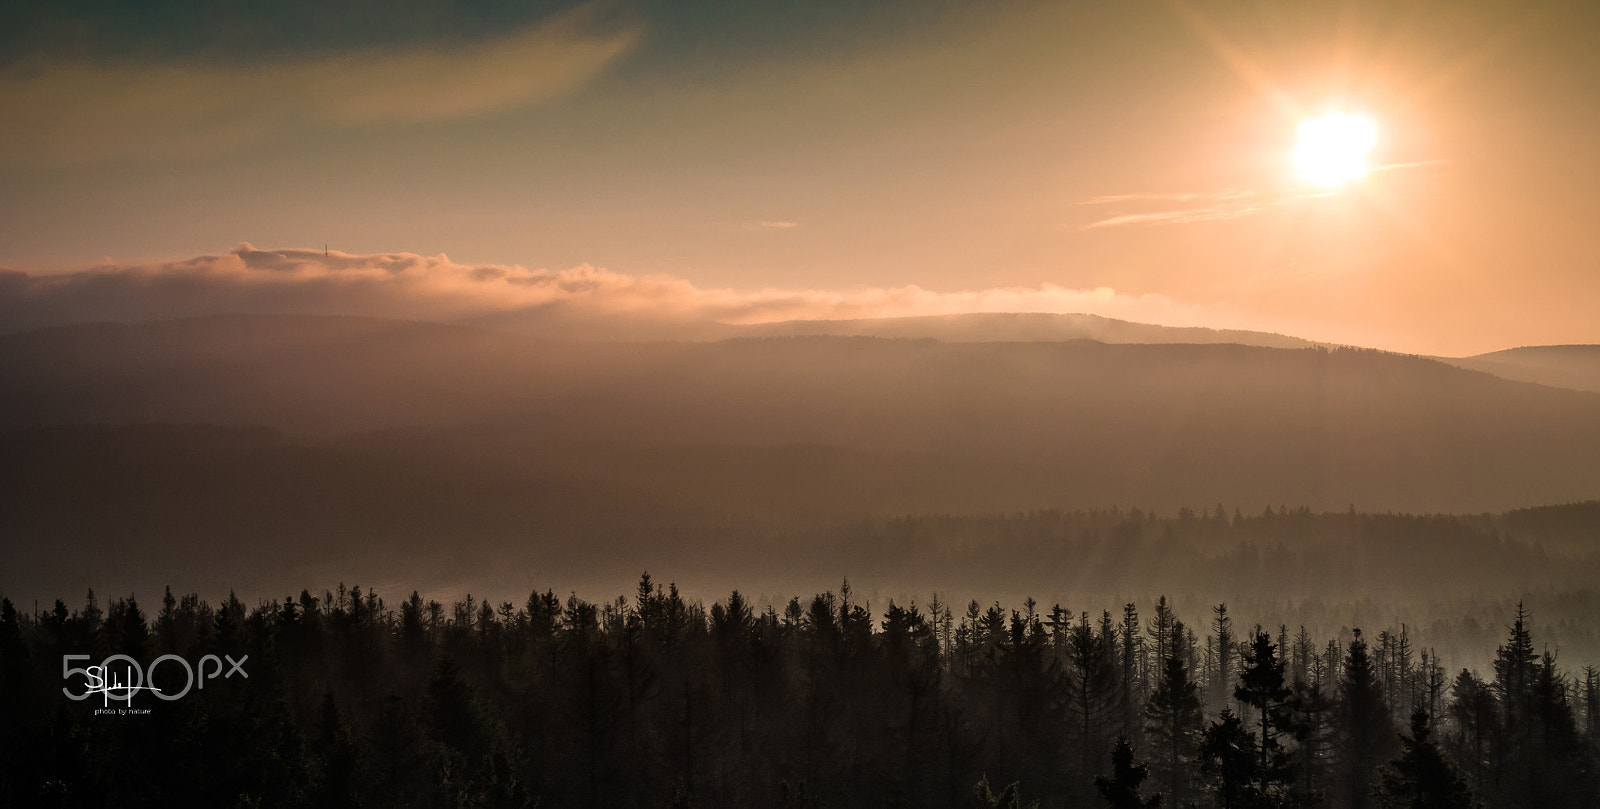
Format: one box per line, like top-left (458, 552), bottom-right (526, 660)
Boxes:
top-left (1444, 345), bottom-right (1600, 394)
top-left (462, 309), bottom-right (1319, 346)
top-left (0, 423), bottom-right (728, 604)
top-left (730, 312), bottom-right (1318, 347)
top-left (7, 316), bottom-right (1600, 606)
top-left (0, 315), bottom-right (575, 435)
top-left (1498, 500), bottom-right (1600, 554)
top-left (4, 315), bottom-right (1600, 519)
top-left (4, 425), bottom-right (1598, 643)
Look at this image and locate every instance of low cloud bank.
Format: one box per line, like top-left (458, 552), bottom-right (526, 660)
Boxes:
top-left (0, 243), bottom-right (1259, 337)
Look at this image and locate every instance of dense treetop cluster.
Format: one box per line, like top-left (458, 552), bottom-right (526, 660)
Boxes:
top-left (1, 579), bottom-right (1596, 808)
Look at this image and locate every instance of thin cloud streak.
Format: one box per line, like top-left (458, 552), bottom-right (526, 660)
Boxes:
top-left (1082, 203), bottom-right (1269, 230)
top-left (1076, 161), bottom-right (1440, 230)
top-left (0, 3), bottom-right (638, 164)
top-left (1079, 189), bottom-right (1256, 205)
top-left (1078, 187), bottom-right (1267, 230)
top-left (1372, 159), bottom-right (1450, 173)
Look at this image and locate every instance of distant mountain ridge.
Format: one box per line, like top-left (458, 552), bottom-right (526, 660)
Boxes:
top-left (465, 307), bottom-right (1600, 396)
top-left (1441, 344), bottom-right (1600, 395)
top-left (4, 314), bottom-right (1600, 515)
top-left (726, 312), bottom-right (1319, 348)
top-left (461, 308), bottom-right (1326, 347)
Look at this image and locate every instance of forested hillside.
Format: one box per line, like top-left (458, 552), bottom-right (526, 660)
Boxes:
top-left (6, 316), bottom-right (1600, 808)
top-left (6, 428), bottom-right (1600, 662)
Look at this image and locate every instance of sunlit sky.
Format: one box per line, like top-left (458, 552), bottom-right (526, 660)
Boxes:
top-left (2, 0), bottom-right (1598, 355)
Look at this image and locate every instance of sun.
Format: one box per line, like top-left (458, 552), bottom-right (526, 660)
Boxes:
top-left (1294, 112), bottom-right (1378, 189)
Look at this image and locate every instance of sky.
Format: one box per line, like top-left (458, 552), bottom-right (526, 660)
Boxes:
top-left (1, 0), bottom-right (1598, 356)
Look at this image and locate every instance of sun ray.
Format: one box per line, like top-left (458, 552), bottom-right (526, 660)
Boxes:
top-left (1165, 0), bottom-right (1304, 122)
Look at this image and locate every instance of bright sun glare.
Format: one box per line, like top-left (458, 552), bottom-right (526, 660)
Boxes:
top-left (1294, 112), bottom-right (1378, 189)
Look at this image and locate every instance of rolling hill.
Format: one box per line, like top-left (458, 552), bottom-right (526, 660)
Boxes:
top-left (728, 312), bottom-right (1319, 348)
top-left (6, 314), bottom-right (1600, 605)
top-left (4, 314), bottom-right (1600, 516)
top-left (1443, 344), bottom-right (1600, 394)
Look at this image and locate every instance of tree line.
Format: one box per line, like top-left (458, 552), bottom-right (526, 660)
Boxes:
top-left (1, 579), bottom-right (1597, 808)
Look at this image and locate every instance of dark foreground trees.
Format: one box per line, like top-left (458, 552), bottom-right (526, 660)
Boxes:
top-left (1095, 738), bottom-right (1162, 809)
top-left (1377, 709), bottom-right (1473, 809)
top-left (1145, 654), bottom-right (1205, 805)
top-left (0, 583), bottom-right (1596, 808)
top-left (1335, 629), bottom-right (1397, 809)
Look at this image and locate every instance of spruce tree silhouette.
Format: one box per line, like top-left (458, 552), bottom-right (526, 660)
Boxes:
top-left (1336, 629), bottom-right (1397, 809)
top-left (1234, 630), bottom-right (1295, 801)
top-left (1200, 709), bottom-right (1262, 809)
top-left (1210, 605), bottom-right (1235, 715)
top-left (1146, 654), bottom-right (1205, 806)
top-left (1095, 737), bottom-right (1163, 808)
top-left (312, 692), bottom-right (360, 809)
top-left (1378, 708), bottom-right (1474, 809)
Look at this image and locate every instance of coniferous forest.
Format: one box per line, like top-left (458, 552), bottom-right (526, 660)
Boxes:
top-left (4, 579), bottom-right (1597, 808)
top-left (9, 0), bottom-right (1600, 807)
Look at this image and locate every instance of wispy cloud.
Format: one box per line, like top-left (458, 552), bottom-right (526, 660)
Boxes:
top-left (1082, 203), bottom-right (1268, 230)
top-left (1372, 159), bottom-right (1450, 173)
top-left (0, 3), bottom-right (638, 164)
top-left (757, 221), bottom-right (800, 229)
top-left (1079, 189), bottom-right (1255, 206)
top-left (1078, 160), bottom-right (1444, 230)
top-left (1077, 187), bottom-right (1266, 230)
top-left (0, 244), bottom-right (1253, 336)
